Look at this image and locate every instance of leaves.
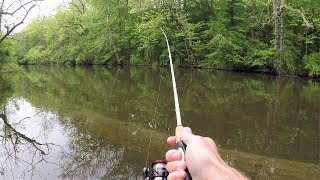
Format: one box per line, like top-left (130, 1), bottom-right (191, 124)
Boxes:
top-left (303, 52), bottom-right (320, 77)
top-left (0, 0), bottom-right (319, 76)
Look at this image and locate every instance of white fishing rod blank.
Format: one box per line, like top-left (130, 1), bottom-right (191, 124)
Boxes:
top-left (160, 29), bottom-right (182, 126)
top-left (161, 29), bottom-right (192, 180)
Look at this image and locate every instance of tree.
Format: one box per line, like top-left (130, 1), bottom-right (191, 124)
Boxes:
top-left (0, 0), bottom-right (43, 44)
top-left (9, 0), bottom-right (320, 77)
top-left (272, 0), bottom-right (313, 75)
top-left (272, 0), bottom-right (285, 75)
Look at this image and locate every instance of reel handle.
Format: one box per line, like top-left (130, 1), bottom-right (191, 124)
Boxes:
top-left (176, 140), bottom-right (192, 180)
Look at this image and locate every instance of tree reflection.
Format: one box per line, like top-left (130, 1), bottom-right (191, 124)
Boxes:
top-left (0, 66), bottom-right (319, 179)
top-left (59, 131), bottom-right (127, 180)
top-left (0, 102), bottom-right (61, 179)
top-left (57, 113), bottom-right (164, 180)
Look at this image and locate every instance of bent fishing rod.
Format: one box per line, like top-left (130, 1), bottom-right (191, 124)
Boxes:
top-left (143, 30), bottom-right (192, 180)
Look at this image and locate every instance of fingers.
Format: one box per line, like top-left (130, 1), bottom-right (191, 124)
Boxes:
top-left (168, 170), bottom-right (186, 180)
top-left (166, 161), bottom-right (187, 173)
top-left (166, 149), bottom-right (182, 162)
top-left (184, 127), bottom-right (192, 134)
top-left (167, 136), bottom-right (176, 147)
top-left (181, 127), bottom-right (193, 145)
top-left (166, 148), bottom-right (187, 180)
top-left (168, 127), bottom-right (192, 146)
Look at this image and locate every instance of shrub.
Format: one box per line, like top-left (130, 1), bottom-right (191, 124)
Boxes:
top-left (303, 53), bottom-right (320, 77)
top-left (205, 34), bottom-right (244, 70)
top-left (245, 46), bottom-right (276, 72)
top-left (25, 46), bottom-right (48, 64)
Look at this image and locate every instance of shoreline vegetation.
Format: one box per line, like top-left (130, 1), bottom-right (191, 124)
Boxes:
top-left (0, 64), bottom-right (317, 80)
top-left (1, 0), bottom-right (320, 77)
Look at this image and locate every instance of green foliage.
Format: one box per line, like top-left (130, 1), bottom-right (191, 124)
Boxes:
top-left (132, 10), bottom-right (167, 65)
top-left (246, 46), bottom-right (276, 71)
top-left (1, 0), bottom-right (319, 77)
top-left (284, 44), bottom-right (301, 75)
top-left (0, 37), bottom-right (21, 72)
top-left (205, 34), bottom-right (244, 70)
top-left (303, 53), bottom-right (320, 77)
top-left (25, 46), bottom-right (47, 64)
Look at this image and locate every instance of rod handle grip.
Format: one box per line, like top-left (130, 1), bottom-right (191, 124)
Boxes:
top-left (176, 140), bottom-right (192, 180)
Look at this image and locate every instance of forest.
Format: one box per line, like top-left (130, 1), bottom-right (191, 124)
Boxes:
top-left (1, 0), bottom-right (320, 77)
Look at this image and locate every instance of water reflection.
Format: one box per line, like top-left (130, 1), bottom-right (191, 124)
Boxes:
top-left (0, 66), bottom-right (319, 179)
top-left (0, 98), bottom-right (63, 179)
top-left (0, 97), bottom-right (149, 180)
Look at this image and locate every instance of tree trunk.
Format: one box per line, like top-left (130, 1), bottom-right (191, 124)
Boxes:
top-left (125, 0), bottom-right (129, 21)
top-left (185, 38), bottom-right (196, 66)
top-left (273, 0), bottom-right (286, 75)
top-left (0, 0), bottom-right (4, 33)
top-left (183, 0), bottom-right (187, 13)
top-left (104, 2), bottom-right (120, 64)
top-left (251, 0), bottom-right (257, 38)
top-left (228, 0), bottom-right (236, 27)
top-left (311, 8), bottom-right (320, 53)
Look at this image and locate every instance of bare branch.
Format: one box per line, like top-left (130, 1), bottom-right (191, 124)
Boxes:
top-left (1, 0), bottom-right (44, 15)
top-left (263, 3), bottom-right (314, 29)
top-left (284, 5), bottom-right (314, 29)
top-left (0, 107), bottom-right (64, 179)
top-left (0, 113), bottom-right (54, 155)
top-left (0, 4), bottom-right (35, 44)
top-left (69, 0), bottom-right (88, 14)
top-left (262, 16), bottom-right (276, 27)
top-left (0, 0), bottom-right (44, 44)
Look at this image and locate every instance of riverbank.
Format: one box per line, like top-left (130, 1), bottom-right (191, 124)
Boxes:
top-left (2, 1), bottom-right (318, 78)
top-left (10, 63), bottom-right (319, 80)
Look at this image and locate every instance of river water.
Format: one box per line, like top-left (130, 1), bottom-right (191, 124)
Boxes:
top-left (0, 66), bottom-right (319, 179)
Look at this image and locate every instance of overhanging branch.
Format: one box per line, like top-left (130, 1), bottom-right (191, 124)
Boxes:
top-left (0, 4), bottom-right (35, 44)
top-left (0, 0), bottom-right (44, 44)
top-left (1, 0), bottom-right (44, 16)
top-left (284, 5), bottom-right (314, 29)
top-left (263, 4), bottom-right (314, 29)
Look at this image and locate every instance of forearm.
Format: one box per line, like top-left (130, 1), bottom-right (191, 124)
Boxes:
top-left (194, 156), bottom-right (248, 180)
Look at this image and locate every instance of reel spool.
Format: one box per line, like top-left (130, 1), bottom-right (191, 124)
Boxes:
top-left (143, 160), bottom-right (169, 180)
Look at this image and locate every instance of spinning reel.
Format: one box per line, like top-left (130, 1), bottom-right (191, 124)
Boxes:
top-left (143, 160), bottom-right (169, 180)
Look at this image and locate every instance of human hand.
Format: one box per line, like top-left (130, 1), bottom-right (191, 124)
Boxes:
top-left (165, 127), bottom-right (247, 180)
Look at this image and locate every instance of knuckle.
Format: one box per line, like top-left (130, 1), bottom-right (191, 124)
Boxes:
top-left (165, 150), bottom-right (175, 161)
top-left (166, 161), bottom-right (186, 173)
top-left (205, 137), bottom-right (217, 147)
top-left (166, 162), bottom-right (176, 172)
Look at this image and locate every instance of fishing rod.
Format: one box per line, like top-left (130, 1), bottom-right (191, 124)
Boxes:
top-left (143, 30), bottom-right (192, 180)
top-left (161, 29), bottom-right (192, 180)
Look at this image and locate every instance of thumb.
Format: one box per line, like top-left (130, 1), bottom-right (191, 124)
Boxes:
top-left (181, 127), bottom-right (193, 145)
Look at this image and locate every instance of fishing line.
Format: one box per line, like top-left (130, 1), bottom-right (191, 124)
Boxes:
top-left (160, 28), bottom-right (192, 180)
top-left (144, 29), bottom-right (191, 180)
top-left (145, 68), bottom-right (163, 167)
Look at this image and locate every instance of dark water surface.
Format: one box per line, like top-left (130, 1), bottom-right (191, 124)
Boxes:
top-left (0, 66), bottom-right (319, 179)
